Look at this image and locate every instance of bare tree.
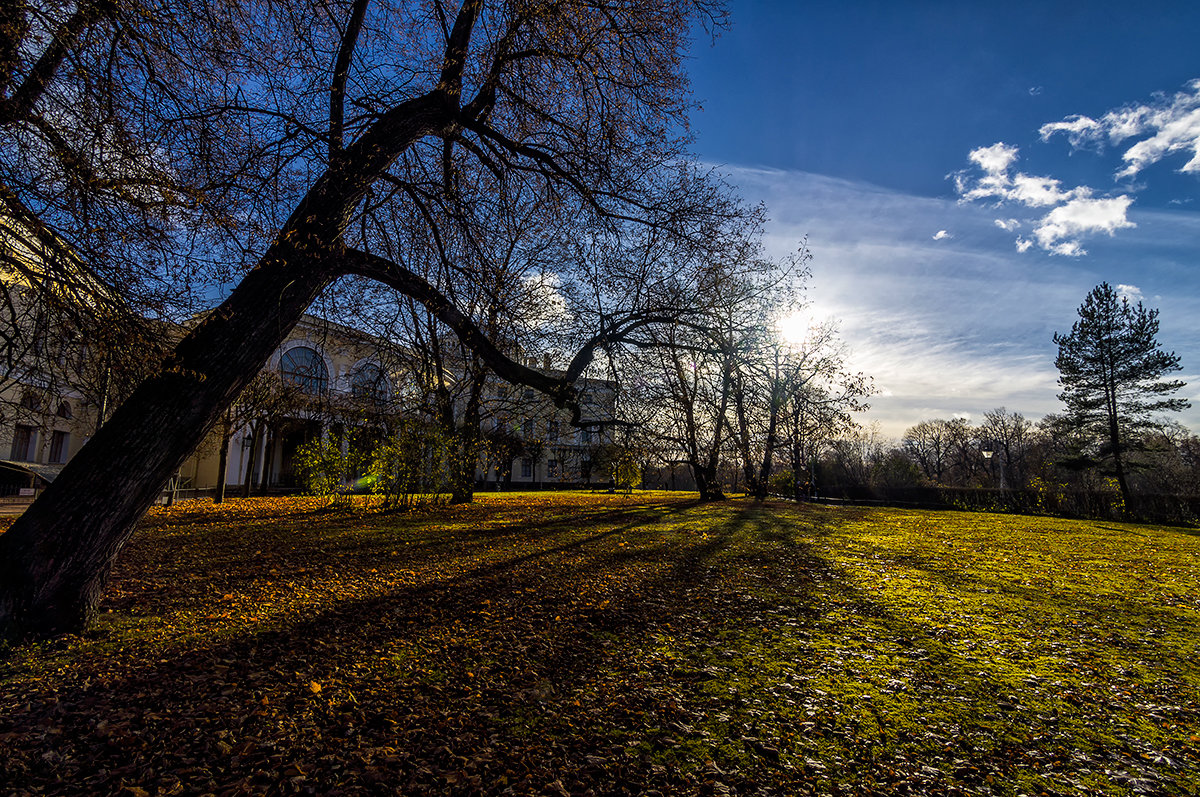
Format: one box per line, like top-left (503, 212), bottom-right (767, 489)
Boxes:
top-left (903, 419), bottom-right (955, 485)
top-left (0, 0), bottom-right (733, 638)
top-left (729, 313), bottom-right (872, 500)
top-left (979, 407), bottom-right (1033, 490)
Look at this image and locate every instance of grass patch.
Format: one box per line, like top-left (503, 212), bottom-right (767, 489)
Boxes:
top-left (1, 493), bottom-right (1197, 795)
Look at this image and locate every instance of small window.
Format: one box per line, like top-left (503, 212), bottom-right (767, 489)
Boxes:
top-left (19, 392), bottom-right (41, 412)
top-left (547, 420), bottom-right (559, 440)
top-left (582, 428), bottom-right (592, 444)
top-left (49, 430), bottom-right (69, 463)
top-left (351, 363), bottom-right (388, 401)
top-left (522, 419), bottom-right (534, 439)
top-left (548, 459), bottom-right (559, 478)
top-left (10, 425), bottom-right (36, 462)
top-left (56, 401), bottom-right (73, 419)
top-left (520, 458), bottom-right (533, 478)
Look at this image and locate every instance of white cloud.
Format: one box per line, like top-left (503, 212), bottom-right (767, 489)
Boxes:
top-left (1038, 114), bottom-right (1102, 144)
top-left (1118, 107), bottom-right (1200, 178)
top-left (955, 144), bottom-right (1132, 255)
top-left (969, 142), bottom-right (1019, 174)
top-left (1116, 283), bottom-right (1143, 302)
top-left (932, 229), bottom-right (952, 240)
top-left (1040, 79), bottom-right (1200, 178)
top-left (955, 144), bottom-right (1086, 208)
top-left (1010, 174), bottom-right (1080, 207)
top-left (1032, 196), bottom-right (1135, 256)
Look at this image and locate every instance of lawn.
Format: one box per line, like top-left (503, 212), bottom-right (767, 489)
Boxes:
top-left (1, 493), bottom-right (1197, 796)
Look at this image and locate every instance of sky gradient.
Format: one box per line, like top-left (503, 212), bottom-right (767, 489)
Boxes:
top-left (687, 1), bottom-right (1200, 438)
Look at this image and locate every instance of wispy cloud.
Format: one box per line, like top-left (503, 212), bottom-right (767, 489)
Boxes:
top-left (932, 229), bottom-right (952, 240)
top-left (953, 143), bottom-right (1134, 256)
top-left (715, 166), bottom-right (1200, 437)
top-left (953, 82), bottom-right (1200, 257)
top-left (1040, 79), bottom-right (1200, 178)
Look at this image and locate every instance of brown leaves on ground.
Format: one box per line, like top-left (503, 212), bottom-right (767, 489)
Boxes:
top-left (0, 493), bottom-right (1198, 796)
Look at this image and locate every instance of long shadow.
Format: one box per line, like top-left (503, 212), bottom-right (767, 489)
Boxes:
top-left (1, 497), bottom-right (1192, 796)
top-left (0, 496), bottom-right (758, 793)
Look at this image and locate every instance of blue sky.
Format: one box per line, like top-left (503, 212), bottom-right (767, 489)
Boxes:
top-left (687, 1), bottom-right (1200, 437)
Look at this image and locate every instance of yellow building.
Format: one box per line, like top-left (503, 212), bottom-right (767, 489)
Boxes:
top-left (3, 214), bottom-right (618, 500)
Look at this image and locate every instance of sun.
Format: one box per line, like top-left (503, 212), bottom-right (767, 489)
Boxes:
top-left (775, 310), bottom-right (812, 346)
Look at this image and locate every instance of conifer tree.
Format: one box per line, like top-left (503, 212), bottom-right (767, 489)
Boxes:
top-left (1053, 282), bottom-right (1188, 505)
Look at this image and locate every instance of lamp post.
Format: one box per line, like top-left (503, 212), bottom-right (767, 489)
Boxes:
top-left (981, 441), bottom-right (1005, 508)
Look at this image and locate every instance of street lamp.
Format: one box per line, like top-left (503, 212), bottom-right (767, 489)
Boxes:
top-left (980, 441), bottom-right (1005, 496)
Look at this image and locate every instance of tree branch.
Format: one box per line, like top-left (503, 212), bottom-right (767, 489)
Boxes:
top-left (328, 0), bottom-right (370, 163)
top-left (340, 247), bottom-right (578, 410)
top-left (0, 0), bottom-right (111, 124)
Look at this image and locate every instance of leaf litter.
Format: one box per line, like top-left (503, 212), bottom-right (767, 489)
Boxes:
top-left (1, 493), bottom-right (1197, 795)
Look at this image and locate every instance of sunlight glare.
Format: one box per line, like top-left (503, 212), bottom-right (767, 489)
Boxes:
top-left (776, 310), bottom-right (812, 345)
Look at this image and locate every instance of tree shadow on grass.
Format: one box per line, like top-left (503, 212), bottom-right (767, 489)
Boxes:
top-left (0, 497), bottom-right (756, 794)
top-left (1, 498), bottom-right (1194, 796)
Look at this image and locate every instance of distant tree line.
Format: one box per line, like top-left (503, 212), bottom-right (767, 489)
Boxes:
top-left (808, 410), bottom-right (1198, 501)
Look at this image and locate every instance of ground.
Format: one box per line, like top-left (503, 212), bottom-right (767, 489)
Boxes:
top-left (1, 493), bottom-right (1197, 795)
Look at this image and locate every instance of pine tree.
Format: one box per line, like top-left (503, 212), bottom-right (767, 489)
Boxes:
top-left (1053, 282), bottom-right (1189, 506)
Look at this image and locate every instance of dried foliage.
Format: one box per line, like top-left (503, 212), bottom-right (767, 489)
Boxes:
top-left (1, 494), bottom-right (1197, 795)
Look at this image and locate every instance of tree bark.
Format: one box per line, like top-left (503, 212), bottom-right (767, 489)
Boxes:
top-left (0, 251), bottom-right (337, 637)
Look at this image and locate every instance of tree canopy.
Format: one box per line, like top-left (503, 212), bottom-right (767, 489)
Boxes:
top-left (1053, 282), bottom-right (1188, 505)
top-left (0, 0), bottom-right (737, 638)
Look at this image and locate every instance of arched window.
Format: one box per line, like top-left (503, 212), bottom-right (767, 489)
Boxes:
top-left (56, 401), bottom-right (73, 419)
top-left (351, 363), bottom-right (388, 402)
top-left (279, 346), bottom-right (328, 394)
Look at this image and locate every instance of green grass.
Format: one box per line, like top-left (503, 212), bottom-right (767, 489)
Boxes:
top-left (1, 493), bottom-right (1197, 795)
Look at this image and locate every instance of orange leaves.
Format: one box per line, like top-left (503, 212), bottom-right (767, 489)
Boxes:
top-left (2, 494), bottom-right (1198, 795)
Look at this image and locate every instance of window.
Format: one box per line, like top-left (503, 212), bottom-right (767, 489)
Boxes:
top-left (521, 458), bottom-right (533, 478)
top-left (10, 425), bottom-right (36, 462)
top-left (19, 392), bottom-right (41, 412)
top-left (548, 459), bottom-right (559, 478)
top-left (350, 363), bottom-right (388, 402)
top-left (49, 430), bottom-right (69, 463)
top-left (279, 346), bottom-right (328, 394)
top-left (522, 419), bottom-right (534, 439)
top-left (547, 420), bottom-right (559, 441)
top-left (56, 401), bottom-right (73, 419)
top-left (582, 427), bottom-right (592, 444)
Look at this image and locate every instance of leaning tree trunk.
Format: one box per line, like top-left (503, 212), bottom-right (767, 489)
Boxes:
top-left (0, 251), bottom-right (337, 638)
top-left (0, 89), bottom-right (455, 639)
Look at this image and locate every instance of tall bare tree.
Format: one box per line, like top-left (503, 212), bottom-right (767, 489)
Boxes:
top-left (0, 0), bottom-right (732, 638)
